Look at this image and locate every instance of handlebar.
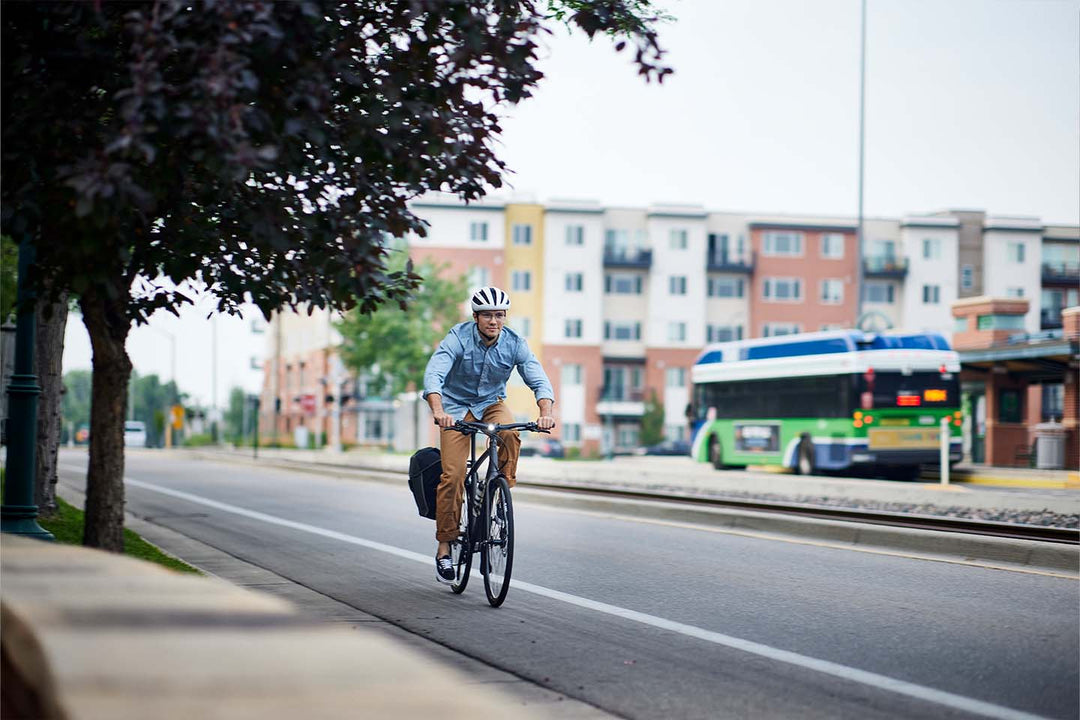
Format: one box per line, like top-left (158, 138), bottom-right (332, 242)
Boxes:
top-left (445, 420), bottom-right (551, 435)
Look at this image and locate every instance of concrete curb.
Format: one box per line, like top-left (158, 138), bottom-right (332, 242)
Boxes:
top-left (187, 449), bottom-right (1079, 576)
top-left (0, 535), bottom-right (543, 720)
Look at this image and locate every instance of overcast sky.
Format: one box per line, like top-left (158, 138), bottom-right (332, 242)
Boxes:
top-left (62, 0), bottom-right (1080, 407)
top-left (497, 0), bottom-right (1080, 223)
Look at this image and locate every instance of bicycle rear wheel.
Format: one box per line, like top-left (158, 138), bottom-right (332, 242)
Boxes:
top-left (450, 489), bottom-right (472, 594)
top-left (482, 475), bottom-right (514, 607)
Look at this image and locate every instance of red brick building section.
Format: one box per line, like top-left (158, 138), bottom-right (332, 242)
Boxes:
top-left (541, 344), bottom-right (604, 456)
top-left (748, 223), bottom-right (858, 337)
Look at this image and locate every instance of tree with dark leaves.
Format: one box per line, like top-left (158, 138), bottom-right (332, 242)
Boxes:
top-left (1, 1), bottom-right (670, 551)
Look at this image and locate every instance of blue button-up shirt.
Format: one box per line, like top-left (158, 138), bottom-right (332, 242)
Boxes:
top-left (423, 321), bottom-right (554, 421)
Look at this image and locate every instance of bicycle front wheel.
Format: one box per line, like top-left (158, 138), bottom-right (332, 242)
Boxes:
top-left (482, 475), bottom-right (514, 607)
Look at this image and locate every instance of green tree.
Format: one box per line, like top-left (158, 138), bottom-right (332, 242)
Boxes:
top-left (3, 1), bottom-right (669, 550)
top-left (224, 387), bottom-right (247, 444)
top-left (640, 390), bottom-right (664, 447)
top-left (337, 257), bottom-right (470, 397)
top-left (128, 373), bottom-right (182, 448)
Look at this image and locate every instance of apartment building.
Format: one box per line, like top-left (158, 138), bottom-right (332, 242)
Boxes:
top-left (260, 196), bottom-right (1079, 457)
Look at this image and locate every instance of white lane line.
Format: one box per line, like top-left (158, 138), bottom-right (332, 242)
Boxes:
top-left (119, 475), bottom-right (1049, 720)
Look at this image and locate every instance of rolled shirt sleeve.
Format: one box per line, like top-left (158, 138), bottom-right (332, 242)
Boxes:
top-left (423, 331), bottom-right (463, 400)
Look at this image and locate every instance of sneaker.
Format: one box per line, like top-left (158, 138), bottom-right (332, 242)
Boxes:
top-left (435, 554), bottom-right (455, 583)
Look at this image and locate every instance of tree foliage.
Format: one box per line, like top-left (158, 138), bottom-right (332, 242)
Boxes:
top-left (224, 386), bottom-right (247, 444)
top-left (2, 0), bottom-right (669, 550)
top-left (128, 372), bottom-right (183, 447)
top-left (0, 236), bottom-right (16, 323)
top-left (640, 389), bottom-right (664, 446)
top-left (337, 256), bottom-right (470, 398)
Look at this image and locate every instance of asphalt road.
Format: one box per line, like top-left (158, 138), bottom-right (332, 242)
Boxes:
top-left (57, 450), bottom-right (1078, 720)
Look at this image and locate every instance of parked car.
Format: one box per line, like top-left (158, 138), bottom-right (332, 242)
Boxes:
top-left (518, 437), bottom-right (565, 458)
top-left (124, 420), bottom-right (147, 448)
top-left (636, 439), bottom-right (691, 456)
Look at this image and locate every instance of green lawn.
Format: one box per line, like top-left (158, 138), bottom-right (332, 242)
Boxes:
top-left (37, 495), bottom-right (202, 575)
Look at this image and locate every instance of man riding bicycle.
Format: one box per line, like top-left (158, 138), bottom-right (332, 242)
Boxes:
top-left (423, 286), bottom-right (555, 583)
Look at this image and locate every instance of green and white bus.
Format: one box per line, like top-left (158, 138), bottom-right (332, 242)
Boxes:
top-left (689, 330), bottom-right (962, 480)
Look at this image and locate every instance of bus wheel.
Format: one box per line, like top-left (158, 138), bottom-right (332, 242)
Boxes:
top-left (796, 438), bottom-right (815, 475)
top-left (709, 437), bottom-right (724, 470)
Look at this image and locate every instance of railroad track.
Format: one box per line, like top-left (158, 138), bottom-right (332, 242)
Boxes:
top-left (195, 452), bottom-right (1080, 546)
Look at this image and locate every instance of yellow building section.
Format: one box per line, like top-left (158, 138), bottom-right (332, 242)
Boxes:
top-left (504, 203), bottom-right (546, 421)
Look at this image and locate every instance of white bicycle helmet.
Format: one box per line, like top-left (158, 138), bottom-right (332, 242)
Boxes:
top-left (470, 286), bottom-right (511, 312)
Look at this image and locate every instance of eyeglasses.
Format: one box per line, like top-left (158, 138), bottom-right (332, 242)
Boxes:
top-left (476, 312), bottom-right (506, 321)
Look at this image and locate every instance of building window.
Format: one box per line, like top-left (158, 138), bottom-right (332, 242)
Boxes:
top-left (565, 273), bottom-right (583, 292)
top-left (561, 363), bottom-right (583, 386)
top-left (511, 270), bottom-right (531, 292)
top-left (820, 324), bottom-right (846, 331)
top-left (564, 319), bottom-right (582, 338)
top-left (763, 231), bottom-right (803, 257)
top-left (922, 284), bottom-right (940, 304)
top-left (707, 277), bottom-right (744, 298)
top-left (514, 317), bottom-right (531, 339)
top-left (1042, 384), bottom-right (1064, 421)
top-left (665, 424), bottom-right (686, 442)
top-left (960, 264), bottom-right (974, 290)
top-left (998, 389), bottom-right (1022, 424)
top-left (665, 367), bottom-right (686, 387)
top-left (565, 225), bottom-right (584, 246)
top-left (763, 323), bottom-right (800, 337)
top-left (669, 276), bottom-right (687, 295)
top-left (562, 423), bottom-right (582, 443)
top-left (469, 266), bottom-right (490, 288)
top-left (617, 425), bottom-right (639, 448)
top-left (976, 314), bottom-right (1025, 330)
top-left (604, 273), bottom-right (643, 294)
top-left (668, 322), bottom-right (687, 342)
top-left (604, 321), bottom-right (641, 341)
top-left (820, 279), bottom-right (844, 305)
top-left (707, 324), bottom-right (743, 343)
top-left (469, 221), bottom-right (488, 242)
top-left (863, 282), bottom-right (895, 304)
top-left (669, 229), bottom-right (688, 250)
top-left (954, 317), bottom-right (969, 333)
top-left (512, 224), bottom-right (533, 246)
top-left (364, 415), bottom-right (384, 440)
top-left (1007, 241), bottom-right (1025, 263)
top-left (763, 277), bottom-right (802, 302)
top-left (820, 233), bottom-right (845, 259)
top-left (1006, 287), bottom-right (1024, 298)
top-left (922, 238), bottom-right (941, 260)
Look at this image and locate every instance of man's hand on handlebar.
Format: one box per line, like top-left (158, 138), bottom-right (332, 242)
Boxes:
top-left (536, 414), bottom-right (556, 431)
top-left (432, 410), bottom-right (455, 428)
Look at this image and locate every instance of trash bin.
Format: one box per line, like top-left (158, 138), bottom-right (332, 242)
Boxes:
top-left (1034, 420), bottom-right (1066, 470)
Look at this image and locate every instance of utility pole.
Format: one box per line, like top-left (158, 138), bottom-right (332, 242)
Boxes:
top-left (855, 0), bottom-right (867, 325)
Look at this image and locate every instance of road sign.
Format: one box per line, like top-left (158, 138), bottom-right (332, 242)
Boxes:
top-left (170, 404), bottom-right (184, 430)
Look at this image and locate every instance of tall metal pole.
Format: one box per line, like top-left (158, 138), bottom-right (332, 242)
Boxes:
top-left (1, 241), bottom-right (54, 540)
top-left (855, 0), bottom-right (867, 325)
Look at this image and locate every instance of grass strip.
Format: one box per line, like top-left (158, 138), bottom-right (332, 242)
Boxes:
top-left (38, 495), bottom-right (202, 575)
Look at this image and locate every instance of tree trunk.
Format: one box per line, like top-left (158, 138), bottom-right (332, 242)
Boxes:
top-left (34, 289), bottom-right (68, 518)
top-left (79, 290), bottom-right (131, 551)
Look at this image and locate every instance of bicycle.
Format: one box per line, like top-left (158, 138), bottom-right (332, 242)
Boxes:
top-left (444, 420), bottom-right (549, 607)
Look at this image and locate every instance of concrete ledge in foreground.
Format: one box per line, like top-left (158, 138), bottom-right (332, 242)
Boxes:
top-left (0, 535), bottom-right (536, 720)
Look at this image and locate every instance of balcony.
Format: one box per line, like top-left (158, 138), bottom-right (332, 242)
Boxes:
top-left (1041, 261), bottom-right (1080, 285)
top-left (596, 387), bottom-right (645, 418)
top-left (603, 248), bottom-right (653, 268)
top-left (863, 256), bottom-right (908, 278)
top-left (706, 250), bottom-right (755, 273)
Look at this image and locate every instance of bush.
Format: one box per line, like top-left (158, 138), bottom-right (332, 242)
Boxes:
top-left (183, 433), bottom-right (215, 447)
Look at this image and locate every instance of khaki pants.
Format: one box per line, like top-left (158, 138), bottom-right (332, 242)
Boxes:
top-left (435, 401), bottom-right (520, 543)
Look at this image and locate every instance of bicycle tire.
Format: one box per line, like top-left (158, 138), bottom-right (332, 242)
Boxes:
top-left (450, 489), bottom-right (472, 594)
top-left (482, 475), bottom-right (514, 607)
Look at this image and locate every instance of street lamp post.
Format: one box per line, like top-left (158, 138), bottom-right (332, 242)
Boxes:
top-left (855, 0), bottom-right (867, 323)
top-left (0, 241), bottom-right (54, 540)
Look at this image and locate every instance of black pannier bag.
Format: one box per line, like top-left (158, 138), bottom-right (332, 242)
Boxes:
top-left (408, 447), bottom-right (442, 520)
